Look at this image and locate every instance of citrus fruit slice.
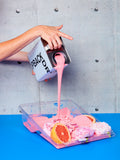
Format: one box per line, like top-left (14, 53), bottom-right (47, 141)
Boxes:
top-left (71, 115), bottom-right (92, 127)
top-left (50, 123), bottom-right (71, 144)
top-left (84, 115), bottom-right (96, 123)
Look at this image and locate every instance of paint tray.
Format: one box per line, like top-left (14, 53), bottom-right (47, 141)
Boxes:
top-left (19, 100), bottom-right (115, 149)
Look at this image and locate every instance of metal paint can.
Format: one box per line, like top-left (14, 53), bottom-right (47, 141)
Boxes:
top-left (28, 38), bottom-right (71, 81)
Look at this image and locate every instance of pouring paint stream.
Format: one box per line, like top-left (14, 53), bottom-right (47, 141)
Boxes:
top-left (54, 53), bottom-right (65, 118)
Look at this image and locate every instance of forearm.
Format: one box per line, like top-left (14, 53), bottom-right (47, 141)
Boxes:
top-left (4, 51), bottom-right (29, 62)
top-left (0, 26), bottom-right (39, 61)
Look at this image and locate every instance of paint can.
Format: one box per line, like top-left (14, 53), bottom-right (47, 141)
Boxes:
top-left (28, 38), bottom-right (71, 81)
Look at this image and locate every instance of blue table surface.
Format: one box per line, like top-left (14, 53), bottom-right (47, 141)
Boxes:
top-left (0, 114), bottom-right (120, 160)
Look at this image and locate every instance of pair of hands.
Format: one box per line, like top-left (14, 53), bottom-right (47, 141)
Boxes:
top-left (37, 25), bottom-right (73, 50)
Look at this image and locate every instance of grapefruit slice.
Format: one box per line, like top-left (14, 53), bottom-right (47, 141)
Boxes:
top-left (84, 115), bottom-right (96, 123)
top-left (50, 123), bottom-right (71, 144)
top-left (71, 115), bottom-right (92, 127)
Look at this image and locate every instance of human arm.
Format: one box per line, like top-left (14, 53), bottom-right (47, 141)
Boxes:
top-left (0, 25), bottom-right (73, 62)
top-left (4, 51), bottom-right (28, 62)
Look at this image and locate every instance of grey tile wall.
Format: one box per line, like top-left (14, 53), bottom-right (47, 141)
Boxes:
top-left (0, 0), bottom-right (120, 114)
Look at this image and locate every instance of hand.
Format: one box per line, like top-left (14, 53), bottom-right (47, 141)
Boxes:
top-left (37, 25), bottom-right (73, 50)
top-left (0, 24), bottom-right (72, 62)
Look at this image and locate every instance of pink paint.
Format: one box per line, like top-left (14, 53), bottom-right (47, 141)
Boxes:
top-left (54, 53), bottom-right (65, 117)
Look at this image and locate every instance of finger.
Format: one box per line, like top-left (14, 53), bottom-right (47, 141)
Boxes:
top-left (58, 31), bottom-right (73, 40)
top-left (55, 36), bottom-right (62, 48)
top-left (52, 39), bottom-right (58, 49)
top-left (55, 25), bottom-right (63, 30)
top-left (48, 40), bottom-right (53, 50)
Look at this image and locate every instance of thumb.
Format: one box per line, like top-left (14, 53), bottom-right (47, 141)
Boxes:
top-left (55, 24), bottom-right (63, 30)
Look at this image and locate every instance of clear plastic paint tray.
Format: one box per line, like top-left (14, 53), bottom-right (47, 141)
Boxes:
top-left (19, 100), bottom-right (115, 149)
